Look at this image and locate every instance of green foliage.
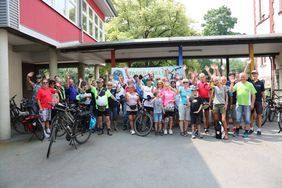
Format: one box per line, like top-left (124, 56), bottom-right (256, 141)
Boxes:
top-left (106, 0), bottom-right (198, 40)
top-left (229, 59), bottom-right (246, 73)
top-left (202, 5), bottom-right (238, 36)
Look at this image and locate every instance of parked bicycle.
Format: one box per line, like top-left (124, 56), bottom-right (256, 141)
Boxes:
top-left (47, 103), bottom-right (92, 158)
top-left (10, 95), bottom-right (44, 141)
top-left (134, 96), bottom-right (153, 137)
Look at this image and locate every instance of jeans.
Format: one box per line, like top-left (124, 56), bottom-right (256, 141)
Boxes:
top-left (236, 105), bottom-right (251, 125)
top-left (109, 106), bottom-right (118, 121)
top-left (120, 101), bottom-right (128, 125)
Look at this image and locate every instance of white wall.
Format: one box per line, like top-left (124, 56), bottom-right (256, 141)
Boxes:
top-left (273, 0), bottom-right (282, 33)
top-left (8, 45), bottom-right (23, 105)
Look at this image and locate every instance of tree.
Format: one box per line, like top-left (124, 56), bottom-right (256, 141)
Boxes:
top-left (106, 0), bottom-right (198, 40)
top-left (202, 5), bottom-right (238, 36)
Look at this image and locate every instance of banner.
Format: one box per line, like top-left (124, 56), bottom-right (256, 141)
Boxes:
top-left (111, 66), bottom-right (183, 82)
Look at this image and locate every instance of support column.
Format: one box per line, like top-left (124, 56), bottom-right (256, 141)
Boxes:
top-left (78, 63), bottom-right (85, 79)
top-left (49, 49), bottom-right (58, 79)
top-left (248, 44), bottom-right (255, 75)
top-left (177, 46), bottom-right (183, 66)
top-left (95, 65), bottom-right (100, 80)
top-left (0, 29), bottom-right (11, 140)
top-left (111, 49), bottom-right (116, 68)
top-left (226, 57), bottom-right (230, 77)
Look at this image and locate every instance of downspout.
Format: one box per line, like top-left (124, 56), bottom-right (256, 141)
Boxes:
top-left (79, 0), bottom-right (84, 43)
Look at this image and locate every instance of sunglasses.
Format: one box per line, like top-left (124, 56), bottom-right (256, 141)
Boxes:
top-left (42, 82), bottom-right (48, 84)
top-left (108, 84), bottom-right (112, 86)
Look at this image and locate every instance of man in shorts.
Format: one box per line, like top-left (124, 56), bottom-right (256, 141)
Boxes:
top-left (26, 72), bottom-right (42, 113)
top-left (37, 78), bottom-right (56, 138)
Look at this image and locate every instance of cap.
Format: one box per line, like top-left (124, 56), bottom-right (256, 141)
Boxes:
top-left (251, 70), bottom-right (258, 74)
top-left (36, 74), bottom-right (42, 79)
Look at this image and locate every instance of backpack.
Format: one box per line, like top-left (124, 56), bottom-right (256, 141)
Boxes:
top-left (215, 121), bottom-right (225, 139)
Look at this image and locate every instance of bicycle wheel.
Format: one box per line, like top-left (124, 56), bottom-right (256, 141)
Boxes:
top-left (12, 119), bottom-right (28, 134)
top-left (51, 116), bottom-right (66, 137)
top-left (134, 112), bottom-right (153, 137)
top-left (47, 125), bottom-right (57, 158)
top-left (261, 107), bottom-right (269, 126)
top-left (278, 112), bottom-right (282, 132)
top-left (269, 110), bottom-right (277, 122)
top-left (32, 119), bottom-right (44, 141)
top-left (73, 120), bottom-right (91, 144)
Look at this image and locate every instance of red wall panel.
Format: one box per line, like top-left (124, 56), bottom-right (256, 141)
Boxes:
top-left (19, 0), bottom-right (104, 44)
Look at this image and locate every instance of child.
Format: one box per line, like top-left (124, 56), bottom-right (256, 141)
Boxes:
top-left (189, 86), bottom-right (203, 139)
top-left (152, 90), bottom-right (163, 136)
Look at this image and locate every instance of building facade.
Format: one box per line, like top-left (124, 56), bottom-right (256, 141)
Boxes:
top-left (253, 0), bottom-right (282, 88)
top-left (0, 0), bottom-right (116, 140)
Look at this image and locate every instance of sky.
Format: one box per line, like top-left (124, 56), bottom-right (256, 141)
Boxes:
top-left (176, 0), bottom-right (254, 34)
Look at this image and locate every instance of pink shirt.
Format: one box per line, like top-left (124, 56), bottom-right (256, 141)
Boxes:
top-left (161, 89), bottom-right (176, 107)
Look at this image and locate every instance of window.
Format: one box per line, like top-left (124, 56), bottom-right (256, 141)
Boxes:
top-left (279, 0), bottom-right (282, 13)
top-left (81, 0), bottom-right (105, 42)
top-left (43, 0), bottom-right (78, 25)
top-left (257, 0), bottom-right (269, 21)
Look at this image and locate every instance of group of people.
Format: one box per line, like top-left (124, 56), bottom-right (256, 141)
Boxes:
top-left (27, 60), bottom-right (266, 140)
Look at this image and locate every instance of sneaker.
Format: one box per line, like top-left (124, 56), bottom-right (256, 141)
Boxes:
top-left (168, 129), bottom-right (173, 135)
top-left (46, 128), bottom-right (51, 134)
top-left (257, 130), bottom-right (262, 136)
top-left (180, 132), bottom-right (185, 136)
top-left (159, 131), bottom-right (164, 136)
top-left (192, 132), bottom-right (196, 139)
top-left (204, 128), bottom-right (209, 134)
top-left (123, 125), bottom-right (127, 131)
top-left (183, 131), bottom-right (188, 137)
top-left (45, 132), bottom-right (50, 139)
top-left (198, 133), bottom-right (203, 139)
top-left (164, 129), bottom-right (168, 135)
top-left (233, 129), bottom-right (239, 137)
top-left (242, 131), bottom-right (249, 138)
top-left (195, 130), bottom-right (199, 136)
top-left (248, 129), bottom-right (254, 135)
top-left (130, 130), bottom-right (135, 135)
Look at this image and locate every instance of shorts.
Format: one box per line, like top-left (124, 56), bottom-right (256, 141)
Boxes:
top-left (178, 104), bottom-right (191, 121)
top-left (236, 105), bottom-right (251, 125)
top-left (164, 111), bottom-right (174, 117)
top-left (144, 106), bottom-right (154, 113)
top-left (213, 104), bottom-right (225, 114)
top-left (40, 108), bottom-right (51, 122)
top-left (154, 113), bottom-right (162, 122)
top-left (252, 101), bottom-right (263, 115)
top-left (201, 98), bottom-right (210, 111)
top-left (127, 111), bottom-right (137, 115)
top-left (190, 113), bottom-right (202, 125)
top-left (96, 108), bottom-right (110, 117)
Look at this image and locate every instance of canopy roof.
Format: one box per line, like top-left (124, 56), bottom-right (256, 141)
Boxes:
top-left (59, 33), bottom-right (282, 64)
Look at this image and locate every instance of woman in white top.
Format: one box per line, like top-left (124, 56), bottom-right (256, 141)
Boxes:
top-left (125, 84), bottom-right (140, 135)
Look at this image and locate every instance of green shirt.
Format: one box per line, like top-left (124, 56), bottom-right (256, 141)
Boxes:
top-left (233, 81), bottom-right (257, 106)
top-left (143, 78), bottom-right (157, 87)
top-left (90, 87), bottom-right (112, 108)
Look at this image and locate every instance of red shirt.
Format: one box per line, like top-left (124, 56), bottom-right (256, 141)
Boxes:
top-left (198, 82), bottom-right (210, 99)
top-left (37, 87), bottom-right (56, 108)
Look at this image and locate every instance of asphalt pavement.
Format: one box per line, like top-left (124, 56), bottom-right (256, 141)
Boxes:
top-left (1, 122), bottom-right (282, 188)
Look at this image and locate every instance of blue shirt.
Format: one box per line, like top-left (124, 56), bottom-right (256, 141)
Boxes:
top-left (66, 85), bottom-right (78, 103)
top-left (179, 86), bottom-right (192, 105)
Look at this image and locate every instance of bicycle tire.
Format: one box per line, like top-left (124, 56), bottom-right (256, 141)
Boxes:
top-left (261, 107), bottom-right (269, 126)
top-left (33, 119), bottom-right (44, 141)
top-left (12, 119), bottom-right (28, 134)
top-left (134, 112), bottom-right (153, 137)
top-left (47, 125), bottom-right (57, 158)
top-left (73, 120), bottom-right (91, 144)
top-left (51, 116), bottom-right (66, 137)
top-left (269, 110), bottom-right (277, 122)
top-left (278, 112), bottom-right (282, 132)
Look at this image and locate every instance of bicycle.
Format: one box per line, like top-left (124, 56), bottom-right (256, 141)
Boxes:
top-left (10, 95), bottom-right (44, 141)
top-left (272, 97), bottom-right (282, 133)
top-left (46, 103), bottom-right (92, 158)
top-left (134, 96), bottom-right (153, 137)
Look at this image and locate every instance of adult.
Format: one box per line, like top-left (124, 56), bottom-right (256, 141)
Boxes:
top-left (90, 79), bottom-right (117, 136)
top-left (125, 67), bottom-right (143, 97)
top-left (178, 78), bottom-right (192, 136)
top-left (54, 76), bottom-right (66, 103)
top-left (141, 78), bottom-right (155, 116)
top-left (226, 73), bottom-right (238, 133)
top-left (198, 73), bottom-right (211, 133)
top-left (230, 73), bottom-right (257, 138)
top-left (125, 84), bottom-right (140, 135)
top-left (161, 82), bottom-right (176, 135)
top-left (37, 78), bottom-right (56, 138)
top-left (210, 76), bottom-right (229, 140)
top-left (26, 72), bottom-right (42, 113)
top-left (65, 76), bottom-right (78, 104)
top-left (249, 70), bottom-right (265, 135)
top-left (107, 81), bottom-right (119, 131)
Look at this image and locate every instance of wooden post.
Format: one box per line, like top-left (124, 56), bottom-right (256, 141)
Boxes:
top-left (248, 44), bottom-right (255, 75)
top-left (111, 49), bottom-right (116, 68)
